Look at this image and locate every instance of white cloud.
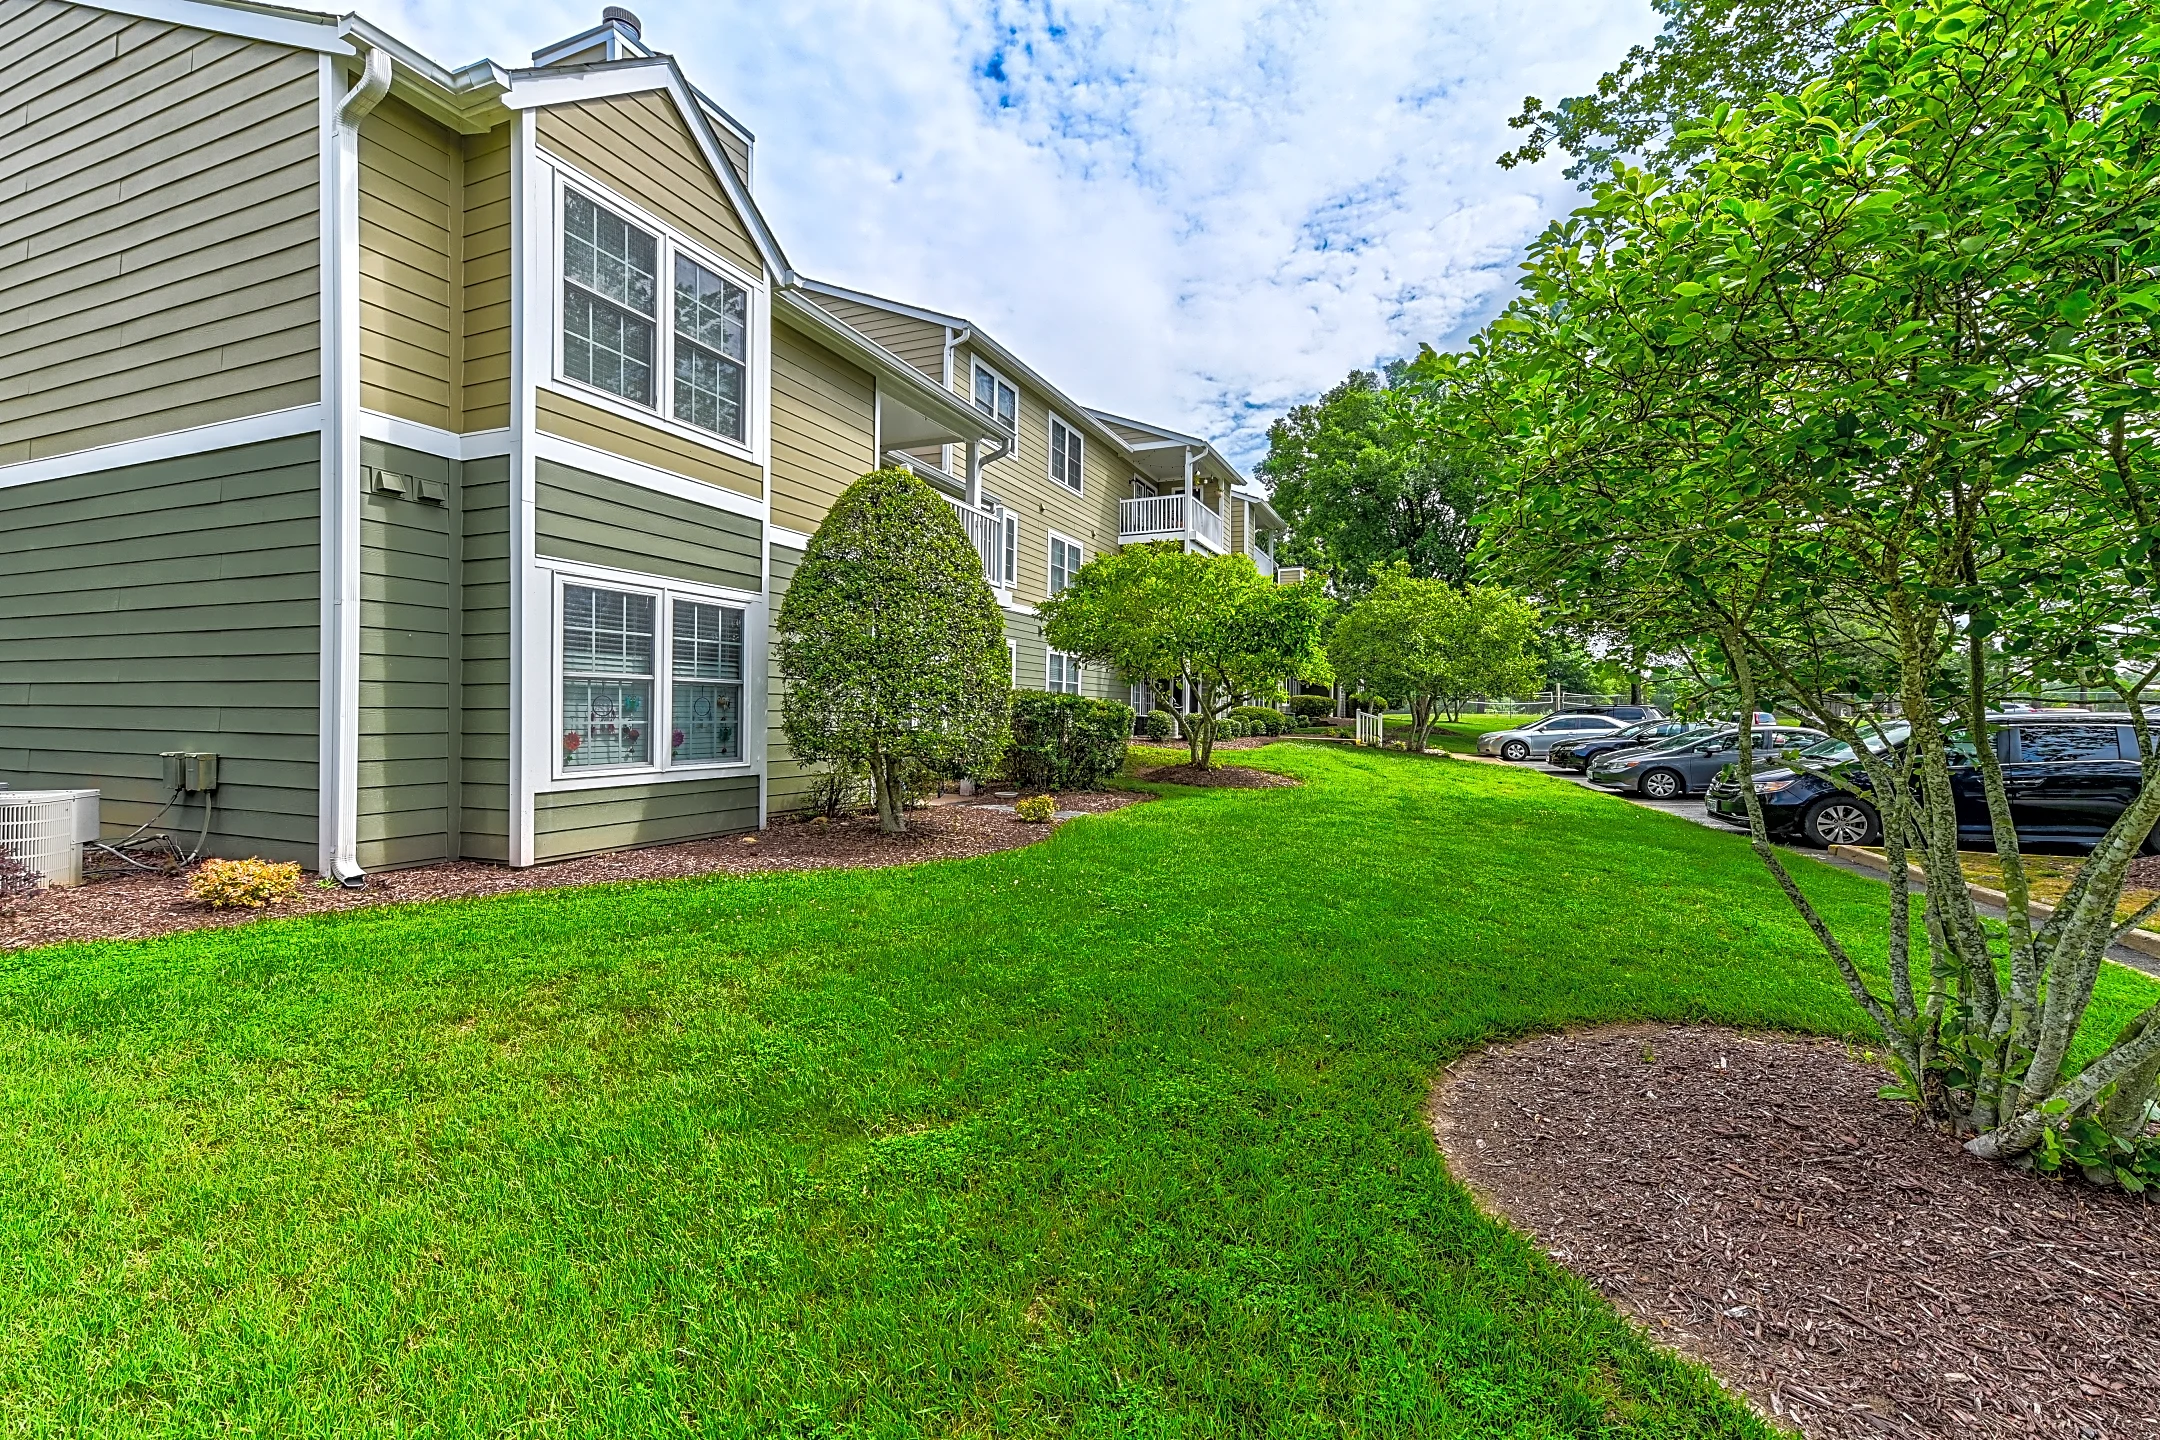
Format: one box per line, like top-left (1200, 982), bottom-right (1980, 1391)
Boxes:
top-left (368, 0), bottom-right (1658, 467)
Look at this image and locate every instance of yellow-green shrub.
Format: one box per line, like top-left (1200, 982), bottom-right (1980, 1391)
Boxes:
top-left (187, 857), bottom-right (303, 910)
top-left (1014, 794), bottom-right (1057, 824)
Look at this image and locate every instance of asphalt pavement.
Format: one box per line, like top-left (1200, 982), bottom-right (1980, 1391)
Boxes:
top-left (1456, 748), bottom-right (2160, 978)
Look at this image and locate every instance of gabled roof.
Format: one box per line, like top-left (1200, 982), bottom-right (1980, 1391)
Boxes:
top-left (1086, 409), bottom-right (1245, 490)
top-left (795, 278), bottom-right (1141, 460)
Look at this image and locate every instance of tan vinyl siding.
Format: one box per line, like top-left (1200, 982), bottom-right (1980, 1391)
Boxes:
top-left (707, 117), bottom-right (751, 192)
top-left (359, 97), bottom-right (460, 432)
top-left (358, 438), bottom-right (456, 869)
top-left (962, 344), bottom-right (1123, 608)
top-left (764, 542), bottom-right (816, 815)
top-left (533, 776), bottom-right (759, 861)
top-left (770, 325), bottom-right (875, 537)
top-left (0, 435), bottom-right (319, 861)
top-left (0, 3), bottom-right (321, 464)
top-left (810, 296), bottom-right (945, 380)
top-left (535, 387), bottom-right (762, 498)
top-left (535, 92), bottom-right (760, 277)
top-left (461, 124), bottom-right (513, 432)
top-left (458, 456), bottom-right (511, 860)
top-left (535, 458), bottom-right (762, 592)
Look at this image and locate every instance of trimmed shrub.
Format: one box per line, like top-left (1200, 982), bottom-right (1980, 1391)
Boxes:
top-left (1285, 695), bottom-right (1334, 720)
top-left (1229, 705), bottom-right (1286, 737)
top-left (1014, 793), bottom-right (1057, 823)
top-left (1144, 709), bottom-right (1176, 741)
top-left (1008, 691), bottom-right (1133, 790)
top-left (187, 857), bottom-right (302, 910)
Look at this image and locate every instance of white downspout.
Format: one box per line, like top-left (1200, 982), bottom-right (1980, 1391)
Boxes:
top-left (319, 43), bottom-right (391, 886)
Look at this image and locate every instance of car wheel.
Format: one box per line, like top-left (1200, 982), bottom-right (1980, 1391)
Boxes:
top-left (1803, 798), bottom-right (1880, 849)
top-left (1501, 740), bottom-right (1529, 762)
top-left (1639, 768), bottom-right (1684, 800)
top-left (2144, 822), bottom-right (2160, 857)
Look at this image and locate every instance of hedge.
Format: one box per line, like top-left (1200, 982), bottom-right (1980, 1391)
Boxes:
top-left (1285, 695), bottom-right (1335, 719)
top-left (1228, 705), bottom-right (1286, 737)
top-left (1009, 691), bottom-right (1134, 790)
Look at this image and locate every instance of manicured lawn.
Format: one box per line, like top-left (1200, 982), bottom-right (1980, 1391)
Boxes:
top-left (2, 746), bottom-right (2150, 1436)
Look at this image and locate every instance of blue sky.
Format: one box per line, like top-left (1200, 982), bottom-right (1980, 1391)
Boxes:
top-left (372, 0), bottom-right (1660, 469)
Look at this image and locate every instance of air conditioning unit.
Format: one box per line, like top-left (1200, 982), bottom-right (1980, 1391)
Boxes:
top-left (0, 789), bottom-right (99, 889)
top-left (1275, 566), bottom-right (1307, 586)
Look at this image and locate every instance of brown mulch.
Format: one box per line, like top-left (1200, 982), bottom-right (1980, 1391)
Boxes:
top-left (1432, 1025), bottom-right (2160, 1440)
top-left (0, 792), bottom-right (1143, 953)
top-left (1139, 763), bottom-right (1300, 788)
top-left (2127, 854), bottom-right (2160, 891)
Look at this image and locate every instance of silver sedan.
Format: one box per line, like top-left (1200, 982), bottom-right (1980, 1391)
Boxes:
top-left (1475, 713), bottom-right (1629, 762)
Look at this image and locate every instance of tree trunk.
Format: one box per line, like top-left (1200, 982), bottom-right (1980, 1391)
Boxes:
top-left (871, 752), bottom-right (906, 834)
top-left (1409, 695), bottom-right (1433, 752)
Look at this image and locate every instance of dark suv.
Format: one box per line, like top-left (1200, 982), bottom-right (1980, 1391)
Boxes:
top-left (1704, 714), bottom-right (2158, 850)
top-left (1547, 719), bottom-right (1704, 772)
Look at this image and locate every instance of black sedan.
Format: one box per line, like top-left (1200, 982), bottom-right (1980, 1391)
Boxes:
top-left (1547, 719), bottom-right (1705, 773)
top-left (1704, 714), bottom-right (2158, 851)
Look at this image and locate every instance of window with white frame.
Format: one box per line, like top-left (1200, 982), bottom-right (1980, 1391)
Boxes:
top-left (1007, 638), bottom-right (1018, 683)
top-left (973, 362), bottom-right (1017, 431)
top-left (1049, 415), bottom-right (1083, 493)
top-left (559, 185), bottom-right (752, 444)
top-left (1048, 533), bottom-right (1082, 595)
top-left (1001, 511), bottom-right (1017, 587)
top-left (1047, 650), bottom-right (1083, 695)
top-left (559, 580), bottom-right (748, 775)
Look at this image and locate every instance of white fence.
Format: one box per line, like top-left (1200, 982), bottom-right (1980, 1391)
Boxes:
top-left (946, 499), bottom-right (1003, 586)
top-left (1356, 711), bottom-right (1385, 747)
top-left (1117, 493), bottom-right (1226, 552)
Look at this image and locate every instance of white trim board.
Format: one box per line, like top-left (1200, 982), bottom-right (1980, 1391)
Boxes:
top-left (358, 411), bottom-right (512, 461)
top-left (0, 407), bottom-right (323, 492)
top-left (80, 0), bottom-right (353, 52)
top-left (530, 431), bottom-right (767, 524)
top-left (768, 524), bottom-right (813, 552)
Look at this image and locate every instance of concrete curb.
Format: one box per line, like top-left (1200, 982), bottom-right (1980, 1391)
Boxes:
top-left (1828, 844), bottom-right (2160, 963)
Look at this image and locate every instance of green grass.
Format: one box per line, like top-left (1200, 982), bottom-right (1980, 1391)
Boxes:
top-left (1, 747), bottom-right (2150, 1437)
top-left (1423, 715), bottom-right (1541, 753)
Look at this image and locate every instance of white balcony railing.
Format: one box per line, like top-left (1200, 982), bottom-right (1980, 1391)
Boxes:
top-left (947, 498), bottom-right (1003, 587)
top-left (1248, 545), bottom-right (1275, 579)
top-left (1119, 493), bottom-right (1225, 552)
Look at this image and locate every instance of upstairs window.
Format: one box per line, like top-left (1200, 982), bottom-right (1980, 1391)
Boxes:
top-left (563, 191), bottom-right (658, 406)
top-left (973, 363), bottom-right (1017, 431)
top-left (1049, 415), bottom-right (1083, 493)
top-left (1049, 534), bottom-right (1082, 595)
top-left (1001, 512), bottom-right (1017, 587)
top-left (1047, 650), bottom-right (1083, 695)
top-left (673, 257), bottom-right (748, 442)
top-left (559, 184), bottom-right (754, 445)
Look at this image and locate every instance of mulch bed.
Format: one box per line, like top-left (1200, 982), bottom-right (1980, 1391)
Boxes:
top-left (1432, 1025), bottom-right (2160, 1440)
top-left (1140, 763), bottom-right (1300, 788)
top-left (0, 792), bottom-right (1142, 953)
top-left (2127, 854), bottom-right (2160, 891)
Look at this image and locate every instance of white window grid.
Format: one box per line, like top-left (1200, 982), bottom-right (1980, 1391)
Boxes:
top-left (972, 361), bottom-right (1018, 432)
top-left (1048, 532), bottom-right (1082, 596)
top-left (546, 170), bottom-right (762, 457)
top-left (1047, 650), bottom-right (1083, 695)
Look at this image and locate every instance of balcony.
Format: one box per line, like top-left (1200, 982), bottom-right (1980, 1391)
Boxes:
top-left (1248, 544), bottom-right (1275, 579)
top-left (946, 497), bottom-right (1004, 588)
top-left (1119, 493), bottom-right (1225, 552)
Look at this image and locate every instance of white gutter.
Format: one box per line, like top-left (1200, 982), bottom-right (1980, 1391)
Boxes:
top-left (318, 42), bottom-right (391, 886)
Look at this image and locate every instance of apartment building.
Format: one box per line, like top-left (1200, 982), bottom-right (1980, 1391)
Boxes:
top-left (0, 0), bottom-right (1283, 877)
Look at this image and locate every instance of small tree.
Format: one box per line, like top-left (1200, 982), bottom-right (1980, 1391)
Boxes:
top-left (1040, 547), bottom-right (1331, 768)
top-left (1328, 565), bottom-right (1543, 749)
top-left (777, 470), bottom-right (1010, 833)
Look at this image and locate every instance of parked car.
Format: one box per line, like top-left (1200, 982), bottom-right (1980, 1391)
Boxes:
top-left (1547, 719), bottom-right (1706, 772)
top-left (1476, 712), bottom-right (1630, 761)
top-left (1705, 714), bottom-right (2158, 851)
top-left (1586, 705), bottom-right (1665, 723)
top-left (1588, 725), bottom-right (1828, 799)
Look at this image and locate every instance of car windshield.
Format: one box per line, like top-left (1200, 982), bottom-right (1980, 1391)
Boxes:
top-left (1647, 728), bottom-right (1723, 752)
top-left (1794, 722), bottom-right (1911, 765)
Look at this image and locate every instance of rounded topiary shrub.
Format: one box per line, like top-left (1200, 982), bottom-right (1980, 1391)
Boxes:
top-left (1286, 695), bottom-right (1334, 720)
top-left (1008, 691), bottom-right (1133, 790)
top-left (1145, 709), bottom-right (1177, 741)
top-left (1229, 705), bottom-right (1286, 737)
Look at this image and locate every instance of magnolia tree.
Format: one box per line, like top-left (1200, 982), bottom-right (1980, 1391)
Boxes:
top-left (1476, 0), bottom-right (2160, 1183)
top-left (1039, 546), bottom-right (1331, 768)
top-left (1327, 564), bottom-right (1542, 748)
top-left (776, 470), bottom-right (1010, 833)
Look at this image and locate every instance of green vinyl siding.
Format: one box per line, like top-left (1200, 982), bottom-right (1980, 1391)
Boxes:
top-left (459, 457), bottom-right (511, 862)
top-left (535, 459), bottom-right (762, 592)
top-left (765, 542), bottom-right (815, 816)
top-left (0, 434), bottom-right (319, 861)
top-left (1006, 607), bottom-right (1118, 702)
top-left (533, 776), bottom-right (760, 862)
top-left (358, 438), bottom-right (456, 869)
